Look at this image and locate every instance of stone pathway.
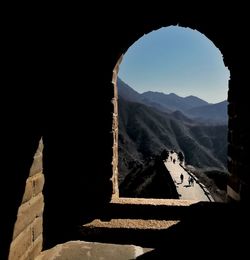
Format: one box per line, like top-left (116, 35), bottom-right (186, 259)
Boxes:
top-left (165, 153), bottom-right (213, 201)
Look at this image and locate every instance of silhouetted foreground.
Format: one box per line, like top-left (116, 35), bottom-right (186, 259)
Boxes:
top-left (136, 202), bottom-right (249, 259)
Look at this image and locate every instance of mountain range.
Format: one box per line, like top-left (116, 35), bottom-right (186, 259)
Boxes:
top-left (117, 78), bottom-right (228, 184)
top-left (117, 77), bottom-right (228, 124)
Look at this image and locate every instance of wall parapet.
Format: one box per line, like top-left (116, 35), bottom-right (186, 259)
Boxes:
top-left (9, 138), bottom-right (44, 260)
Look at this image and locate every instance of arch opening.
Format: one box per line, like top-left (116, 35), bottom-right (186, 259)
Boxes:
top-left (112, 25), bottom-right (230, 203)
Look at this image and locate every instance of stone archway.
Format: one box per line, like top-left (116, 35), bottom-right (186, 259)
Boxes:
top-left (111, 22), bottom-right (242, 201)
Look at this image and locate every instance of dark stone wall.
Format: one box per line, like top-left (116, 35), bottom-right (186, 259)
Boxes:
top-left (1, 5), bottom-right (249, 259)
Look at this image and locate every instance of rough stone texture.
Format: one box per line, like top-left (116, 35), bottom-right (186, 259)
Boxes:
top-left (9, 139), bottom-right (44, 260)
top-left (8, 225), bottom-right (32, 260)
top-left (23, 235), bottom-right (43, 260)
top-left (13, 194), bottom-right (44, 240)
top-left (32, 217), bottom-right (43, 242)
top-left (111, 57), bottom-right (122, 199)
top-left (35, 241), bottom-right (152, 260)
top-left (83, 219), bottom-right (179, 230)
top-left (111, 197), bottom-right (194, 206)
top-left (21, 178), bottom-right (34, 204)
top-left (29, 154), bottom-right (43, 177)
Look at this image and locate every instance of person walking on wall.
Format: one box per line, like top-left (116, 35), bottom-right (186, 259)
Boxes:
top-left (180, 173), bottom-right (184, 184)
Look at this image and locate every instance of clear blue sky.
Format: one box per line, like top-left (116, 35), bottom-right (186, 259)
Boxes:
top-left (118, 26), bottom-right (230, 103)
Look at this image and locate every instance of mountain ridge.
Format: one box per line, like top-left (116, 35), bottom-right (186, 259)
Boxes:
top-left (117, 77), bottom-right (227, 124)
top-left (117, 78), bottom-right (228, 183)
top-left (118, 97), bottom-right (227, 181)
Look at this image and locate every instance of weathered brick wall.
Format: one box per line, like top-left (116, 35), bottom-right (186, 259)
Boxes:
top-left (8, 139), bottom-right (44, 260)
top-left (111, 56), bottom-right (123, 199)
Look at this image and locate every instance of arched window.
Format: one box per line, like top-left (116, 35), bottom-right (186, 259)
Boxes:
top-left (112, 26), bottom-right (230, 203)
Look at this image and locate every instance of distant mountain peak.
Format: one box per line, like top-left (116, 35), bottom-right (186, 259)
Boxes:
top-left (185, 95), bottom-right (200, 100)
top-left (142, 90), bottom-right (165, 95)
top-left (184, 95), bottom-right (209, 104)
top-left (117, 79), bottom-right (227, 124)
top-left (169, 92), bottom-right (179, 97)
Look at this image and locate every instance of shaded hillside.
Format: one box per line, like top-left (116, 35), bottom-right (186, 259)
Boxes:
top-left (117, 77), bottom-right (142, 103)
top-left (188, 124), bottom-right (228, 166)
top-left (118, 97), bottom-right (176, 182)
top-left (119, 155), bottom-right (179, 199)
top-left (185, 100), bottom-right (228, 124)
top-left (118, 98), bottom-right (227, 182)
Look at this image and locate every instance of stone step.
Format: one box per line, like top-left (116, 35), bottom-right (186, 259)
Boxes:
top-left (101, 198), bottom-right (197, 221)
top-left (80, 218), bottom-right (180, 247)
top-left (79, 199), bottom-right (226, 247)
top-left (36, 241), bottom-right (153, 260)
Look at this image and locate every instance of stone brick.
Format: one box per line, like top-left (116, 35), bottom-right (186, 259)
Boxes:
top-left (29, 139), bottom-right (43, 177)
top-left (28, 235), bottom-right (43, 260)
top-left (13, 194), bottom-right (44, 239)
top-left (22, 173), bottom-right (45, 203)
top-left (9, 225), bottom-right (32, 260)
top-left (22, 178), bottom-right (33, 204)
top-left (32, 173), bottom-right (45, 197)
top-left (20, 235), bottom-right (43, 260)
top-left (32, 217), bottom-right (43, 241)
top-left (36, 139), bottom-right (44, 154)
top-left (29, 154), bottom-right (43, 177)
top-left (8, 139), bottom-right (44, 259)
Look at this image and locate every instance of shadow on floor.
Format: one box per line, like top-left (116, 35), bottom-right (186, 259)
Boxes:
top-left (135, 202), bottom-right (249, 259)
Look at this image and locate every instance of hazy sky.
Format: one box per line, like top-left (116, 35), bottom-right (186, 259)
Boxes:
top-left (118, 26), bottom-right (230, 103)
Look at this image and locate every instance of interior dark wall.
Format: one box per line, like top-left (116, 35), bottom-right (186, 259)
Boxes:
top-left (1, 5), bottom-right (249, 259)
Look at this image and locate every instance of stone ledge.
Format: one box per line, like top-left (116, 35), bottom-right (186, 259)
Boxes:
top-left (83, 218), bottom-right (179, 230)
top-left (36, 241), bottom-right (153, 260)
top-left (80, 218), bottom-right (180, 247)
top-left (101, 199), bottom-right (213, 222)
top-left (111, 197), bottom-right (196, 206)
